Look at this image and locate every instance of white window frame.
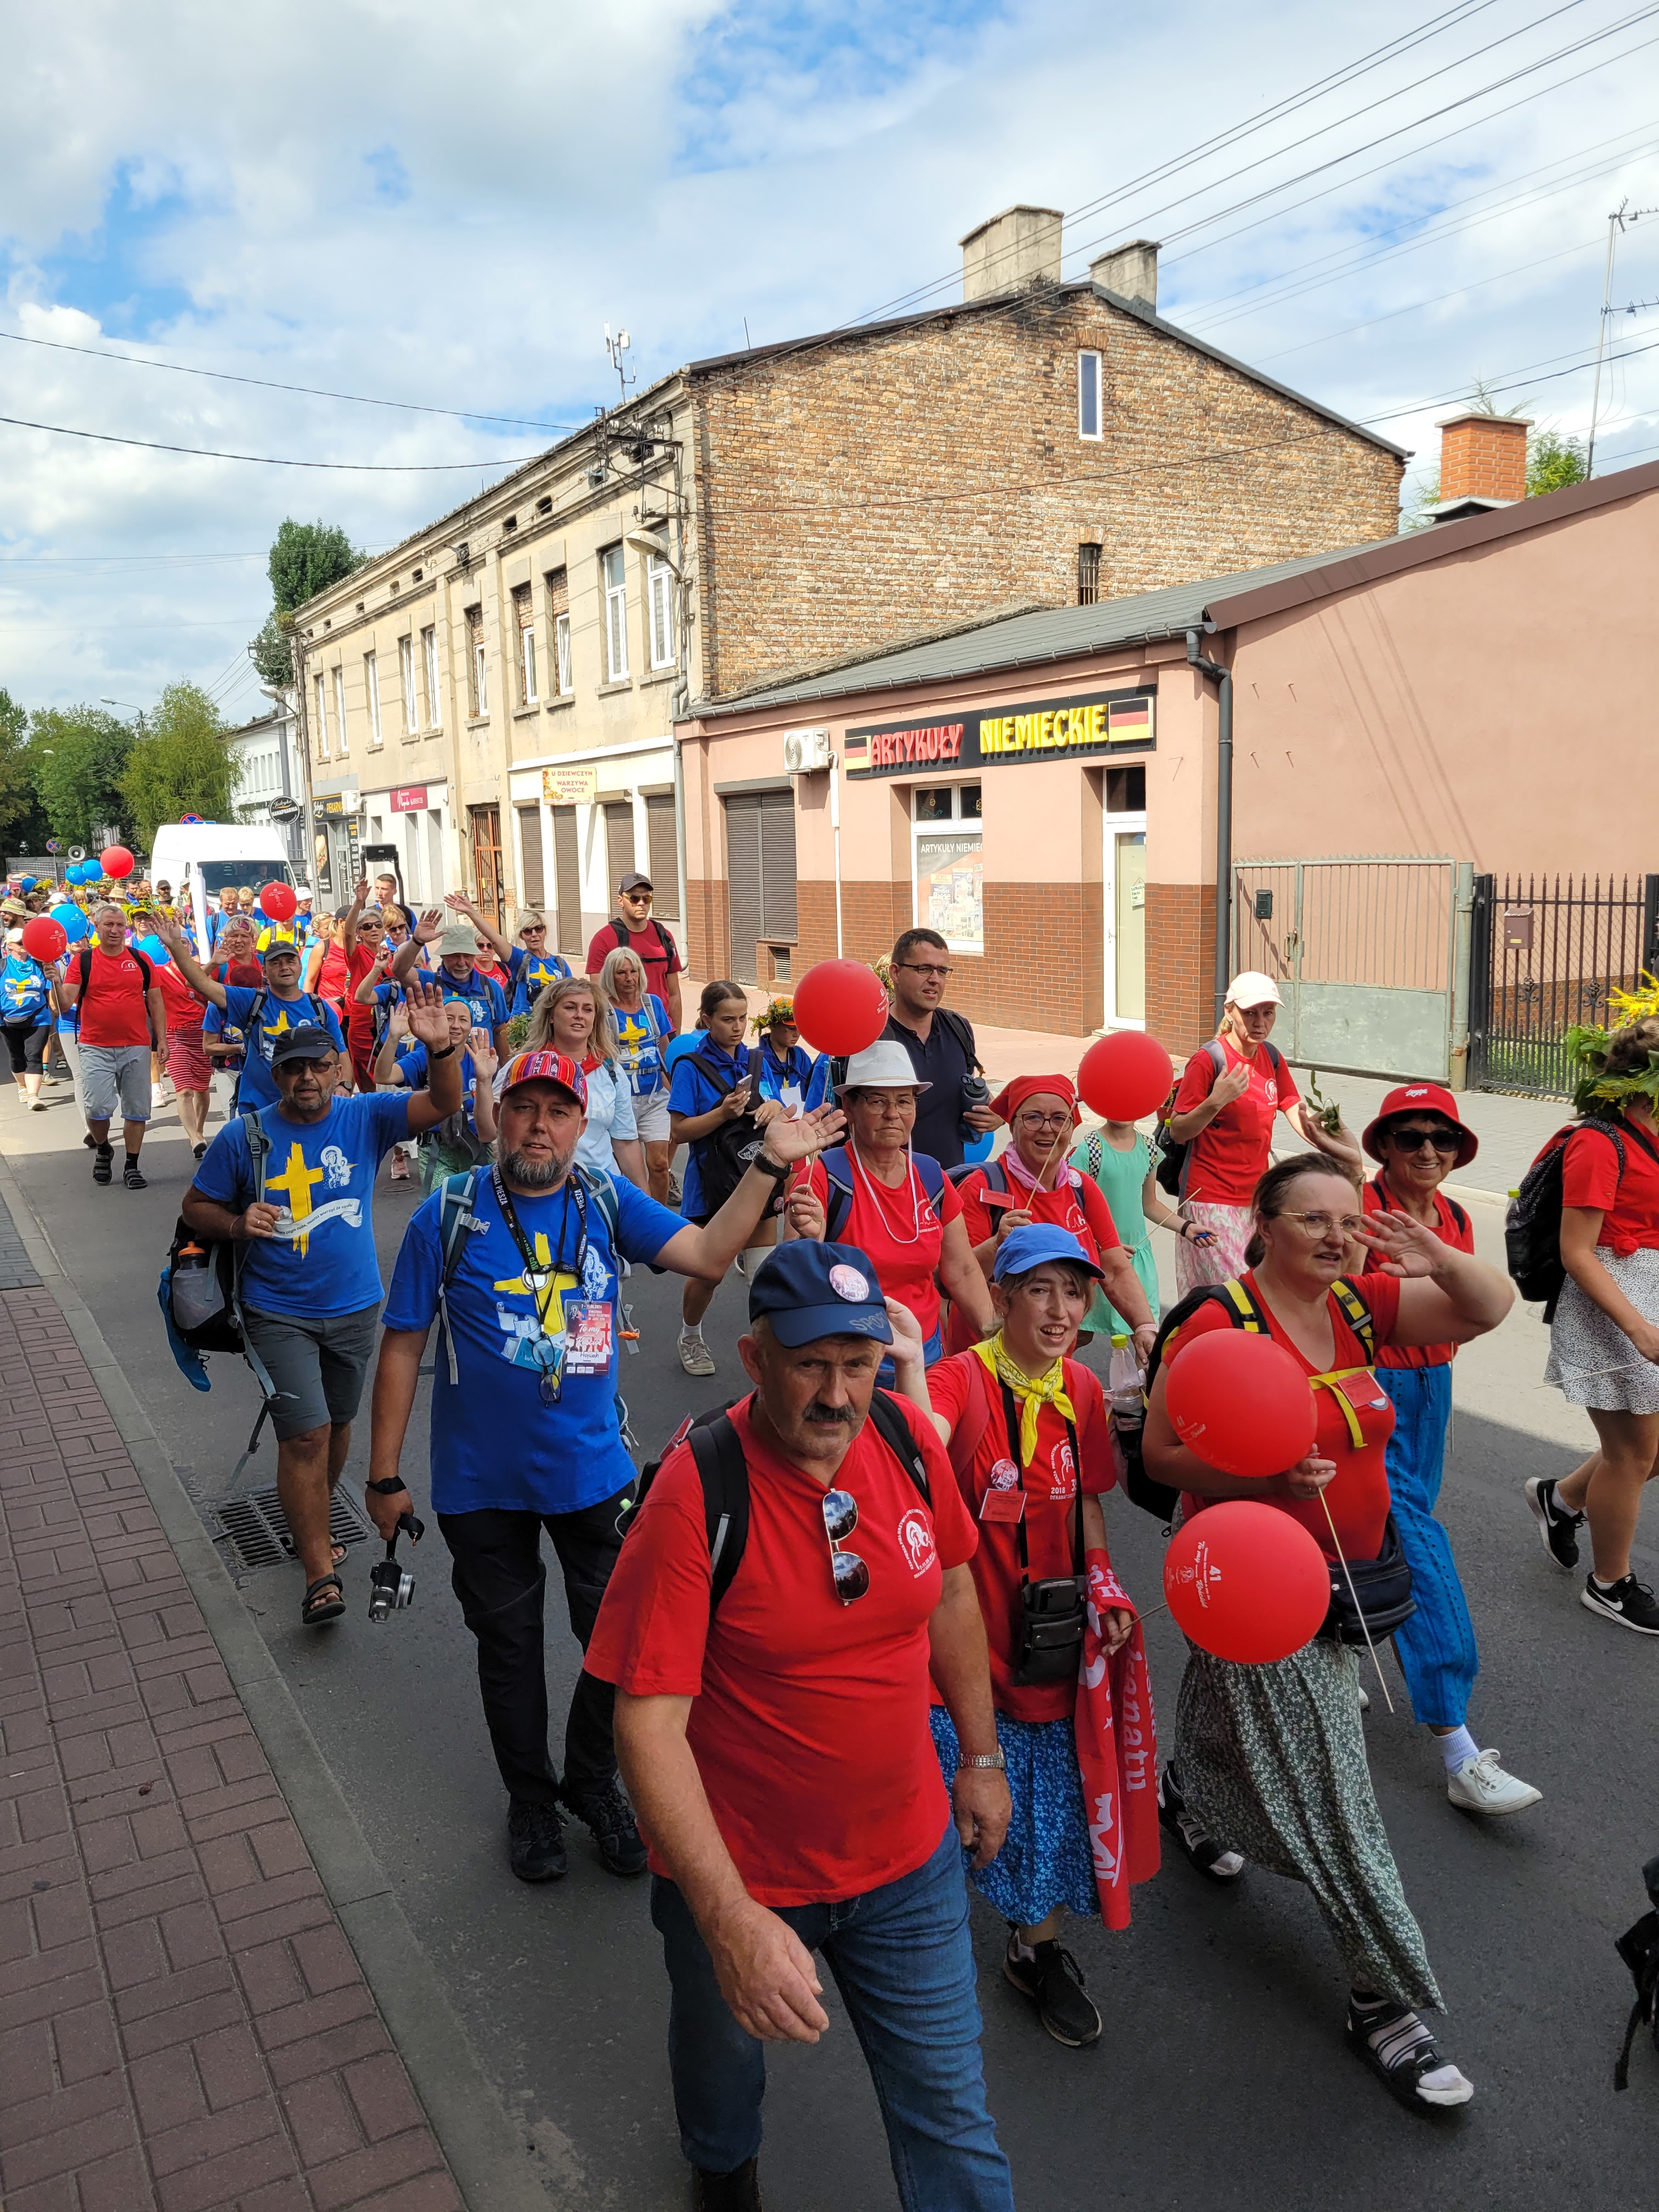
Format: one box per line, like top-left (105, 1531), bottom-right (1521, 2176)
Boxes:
top-left (909, 783), bottom-right (984, 957)
top-left (333, 666), bottom-right (348, 756)
top-left (602, 546), bottom-right (629, 682)
top-left (520, 618), bottom-right (539, 706)
top-left (422, 625), bottom-right (440, 729)
top-left (473, 637), bottom-right (488, 716)
top-left (555, 612), bottom-right (572, 695)
top-left (364, 651), bottom-right (382, 747)
top-left (314, 672), bottom-right (329, 759)
top-left (399, 635), bottom-right (417, 733)
top-left (1078, 349), bottom-right (1103, 441)
top-left (648, 556), bottom-right (675, 670)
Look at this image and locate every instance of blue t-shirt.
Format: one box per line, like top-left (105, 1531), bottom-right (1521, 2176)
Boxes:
top-left (2, 956), bottom-right (50, 1025)
top-left (507, 945), bottom-right (572, 1015)
top-left (193, 1093), bottom-right (413, 1318)
top-left (755, 1040), bottom-right (829, 1113)
top-left (201, 1002), bottom-right (245, 1065)
top-left (613, 995), bottom-right (672, 1096)
top-left (668, 1040), bottom-right (752, 1218)
top-left (382, 1170), bottom-right (686, 1515)
top-left (437, 968), bottom-right (509, 1034)
top-left (219, 986), bottom-right (346, 1111)
top-left (394, 1041), bottom-right (479, 1120)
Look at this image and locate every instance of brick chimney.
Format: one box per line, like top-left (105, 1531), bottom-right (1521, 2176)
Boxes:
top-left (960, 206), bottom-right (1063, 302)
top-left (1089, 240), bottom-right (1159, 311)
top-left (1437, 412), bottom-right (1531, 506)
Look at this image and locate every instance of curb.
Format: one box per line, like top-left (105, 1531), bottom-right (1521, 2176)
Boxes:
top-left (0, 1149), bottom-right (562, 2212)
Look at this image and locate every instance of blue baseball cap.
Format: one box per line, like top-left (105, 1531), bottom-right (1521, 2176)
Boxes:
top-left (747, 1240), bottom-right (894, 1348)
top-left (993, 1223), bottom-right (1106, 1284)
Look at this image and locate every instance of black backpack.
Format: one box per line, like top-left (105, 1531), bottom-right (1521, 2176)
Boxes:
top-left (687, 1047), bottom-right (775, 1217)
top-left (820, 1144), bottom-right (946, 1242)
top-left (623, 1389), bottom-right (933, 1613)
top-left (1506, 1118), bottom-right (1659, 1322)
top-left (1616, 1853), bottom-right (1659, 2091)
top-left (245, 987), bottom-right (332, 1065)
top-left (608, 915), bottom-right (678, 968)
top-left (1155, 1039), bottom-right (1286, 1197)
top-left (829, 1007), bottom-right (980, 1104)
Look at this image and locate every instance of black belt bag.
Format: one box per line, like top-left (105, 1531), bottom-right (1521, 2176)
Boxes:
top-left (1320, 1510), bottom-right (1415, 1644)
top-left (996, 1381), bottom-right (1089, 1686)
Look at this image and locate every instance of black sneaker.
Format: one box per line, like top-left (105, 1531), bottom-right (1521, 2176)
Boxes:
top-left (560, 1778), bottom-right (648, 1876)
top-left (1157, 1763), bottom-right (1244, 1881)
top-left (122, 1157), bottom-right (147, 1190)
top-left (1525, 1475), bottom-right (1582, 1571)
top-left (692, 2156), bottom-right (762, 2211)
top-left (1003, 1936), bottom-right (1102, 2048)
top-left (507, 1798), bottom-right (568, 1882)
top-left (1581, 1571), bottom-right (1659, 1635)
top-left (1346, 1994), bottom-right (1472, 2111)
top-left (92, 1142), bottom-right (114, 1184)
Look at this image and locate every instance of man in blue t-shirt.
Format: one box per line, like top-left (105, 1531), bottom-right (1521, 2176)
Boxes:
top-left (391, 916), bottom-right (510, 1055)
top-left (156, 921), bottom-right (344, 1114)
top-left (183, 984), bottom-right (464, 1627)
top-left (368, 1045), bottom-right (839, 1885)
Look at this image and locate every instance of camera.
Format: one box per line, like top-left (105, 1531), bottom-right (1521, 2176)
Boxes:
top-left (366, 1510), bottom-right (424, 1624)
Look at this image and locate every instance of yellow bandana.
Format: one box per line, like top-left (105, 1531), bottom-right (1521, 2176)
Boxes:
top-left (974, 1331), bottom-right (1076, 1469)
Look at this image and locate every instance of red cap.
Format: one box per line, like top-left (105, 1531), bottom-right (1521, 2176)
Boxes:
top-left (1361, 1082), bottom-right (1478, 1167)
top-left (492, 1049), bottom-right (588, 1108)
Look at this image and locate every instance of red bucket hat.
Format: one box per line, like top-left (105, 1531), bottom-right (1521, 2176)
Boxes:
top-left (1361, 1082), bottom-right (1478, 1169)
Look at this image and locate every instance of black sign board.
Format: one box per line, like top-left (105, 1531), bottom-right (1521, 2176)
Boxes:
top-left (844, 684), bottom-right (1155, 780)
top-left (268, 796), bottom-right (303, 823)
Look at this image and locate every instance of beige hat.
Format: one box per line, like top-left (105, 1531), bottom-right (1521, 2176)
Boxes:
top-left (1224, 969), bottom-right (1284, 1010)
top-left (437, 923), bottom-right (481, 957)
top-left (836, 1041), bottom-right (930, 1094)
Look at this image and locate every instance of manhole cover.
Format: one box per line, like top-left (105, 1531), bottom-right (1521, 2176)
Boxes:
top-left (215, 1487), bottom-right (374, 1574)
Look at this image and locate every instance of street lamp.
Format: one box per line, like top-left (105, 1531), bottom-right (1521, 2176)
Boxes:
top-left (101, 698), bottom-right (148, 731)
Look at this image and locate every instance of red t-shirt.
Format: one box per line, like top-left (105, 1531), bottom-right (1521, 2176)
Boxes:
top-left (76, 947), bottom-right (154, 1048)
top-left (927, 1352), bottom-right (1115, 1723)
top-left (154, 962), bottom-right (207, 1040)
top-left (800, 1154), bottom-right (963, 1345)
top-left (1173, 1040), bottom-right (1301, 1207)
top-left (346, 945), bottom-right (382, 1047)
top-left (947, 1164), bottom-right (1122, 1354)
top-left (1561, 1123), bottom-right (1659, 1255)
top-left (585, 918), bottom-right (682, 1007)
top-left (1362, 1176), bottom-right (1474, 1368)
top-left (585, 1394), bottom-right (976, 1906)
top-left (1165, 1269), bottom-right (1401, 1561)
top-left (315, 943), bottom-right (349, 1011)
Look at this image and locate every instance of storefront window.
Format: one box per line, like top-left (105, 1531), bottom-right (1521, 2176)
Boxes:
top-left (911, 784), bottom-right (983, 954)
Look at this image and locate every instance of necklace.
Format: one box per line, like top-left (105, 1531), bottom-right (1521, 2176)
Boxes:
top-left (849, 1137), bottom-right (923, 1245)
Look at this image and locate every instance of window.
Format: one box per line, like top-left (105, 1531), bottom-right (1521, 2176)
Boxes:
top-left (333, 666), bottom-right (348, 755)
top-left (547, 567), bottom-right (572, 695)
top-left (314, 673), bottom-right (329, 760)
top-left (1078, 350), bottom-right (1102, 441)
top-left (1077, 542), bottom-right (1102, 606)
top-left (421, 625), bottom-right (440, 728)
top-left (514, 583), bottom-right (538, 706)
top-left (399, 636), bottom-right (417, 733)
top-left (911, 785), bottom-right (983, 953)
top-left (648, 556), bottom-right (675, 670)
top-left (465, 605), bottom-right (486, 717)
top-left (556, 615), bottom-right (572, 695)
top-left (364, 651), bottom-right (382, 747)
top-left (602, 545), bottom-right (628, 682)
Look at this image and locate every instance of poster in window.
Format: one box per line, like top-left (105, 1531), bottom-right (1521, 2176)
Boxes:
top-left (916, 832), bottom-right (983, 949)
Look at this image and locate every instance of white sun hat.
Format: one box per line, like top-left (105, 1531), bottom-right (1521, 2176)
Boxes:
top-left (1224, 970), bottom-right (1284, 1009)
top-left (836, 1041), bottom-right (930, 1093)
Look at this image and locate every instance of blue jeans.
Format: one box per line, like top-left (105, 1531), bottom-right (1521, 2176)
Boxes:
top-left (1378, 1363), bottom-right (1479, 1728)
top-left (650, 1822), bottom-right (1014, 2209)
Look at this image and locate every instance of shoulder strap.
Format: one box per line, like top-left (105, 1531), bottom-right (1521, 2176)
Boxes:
top-left (945, 1357), bottom-right (994, 1485)
top-left (1616, 1118), bottom-right (1659, 1172)
top-left (610, 918), bottom-right (630, 949)
top-left (1085, 1130), bottom-right (1104, 1179)
top-left (690, 1414), bottom-right (752, 1613)
top-left (435, 1169), bottom-right (484, 1387)
top-left (653, 919), bottom-right (676, 963)
top-left (935, 1006), bottom-right (980, 1070)
top-left (820, 1146), bottom-right (854, 1242)
top-left (1329, 1277), bottom-right (1377, 1363)
top-left (1447, 1198), bottom-right (1469, 1237)
top-left (690, 1049), bottom-right (735, 1097)
top-left (1144, 1277), bottom-right (1268, 1397)
top-left (79, 943), bottom-right (92, 990)
top-left (912, 1150), bottom-right (945, 1206)
top-left (239, 1110), bottom-right (272, 1199)
top-left (866, 1389), bottom-right (933, 1506)
top-left (573, 1164), bottom-right (622, 1248)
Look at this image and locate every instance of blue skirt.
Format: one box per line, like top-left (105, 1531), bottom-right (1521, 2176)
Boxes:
top-left (929, 1706), bottom-right (1097, 1926)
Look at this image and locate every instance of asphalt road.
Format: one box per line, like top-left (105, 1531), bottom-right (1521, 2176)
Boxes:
top-left (4, 1079), bottom-right (1656, 2211)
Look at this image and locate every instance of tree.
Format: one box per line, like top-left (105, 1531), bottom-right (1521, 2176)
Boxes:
top-left (119, 683), bottom-right (236, 851)
top-left (0, 687), bottom-right (52, 859)
top-left (31, 706), bottom-right (136, 845)
top-left (1527, 428), bottom-right (1587, 498)
top-left (247, 518), bottom-right (364, 692)
top-left (250, 613), bottom-right (295, 688)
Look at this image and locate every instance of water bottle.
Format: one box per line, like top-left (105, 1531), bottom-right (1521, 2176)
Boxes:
top-left (1107, 1333), bottom-right (1146, 1429)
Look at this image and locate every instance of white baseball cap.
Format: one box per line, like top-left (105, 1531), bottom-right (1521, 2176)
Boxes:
top-left (1224, 970), bottom-right (1284, 1010)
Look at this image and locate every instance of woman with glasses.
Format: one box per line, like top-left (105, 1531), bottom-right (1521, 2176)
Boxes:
top-left (1142, 1153), bottom-right (1512, 2112)
top-left (1362, 1087), bottom-right (1541, 1814)
top-left (506, 910), bottom-right (572, 1015)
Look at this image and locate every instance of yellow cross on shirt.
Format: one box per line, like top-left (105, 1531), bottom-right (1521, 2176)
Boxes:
top-left (494, 1231), bottom-right (577, 1334)
top-left (263, 1008), bottom-right (293, 1041)
top-left (265, 1143), bottom-right (324, 1254)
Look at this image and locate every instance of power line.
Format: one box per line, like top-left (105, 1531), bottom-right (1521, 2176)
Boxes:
top-left (0, 414), bottom-right (543, 472)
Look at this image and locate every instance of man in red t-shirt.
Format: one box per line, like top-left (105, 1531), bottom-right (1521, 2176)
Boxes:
top-left (585, 871), bottom-right (682, 1031)
top-left (589, 1240), bottom-right (1014, 2211)
top-left (57, 904), bottom-right (166, 1189)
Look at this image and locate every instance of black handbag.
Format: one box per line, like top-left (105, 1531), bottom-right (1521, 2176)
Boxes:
top-left (995, 1381), bottom-right (1088, 1685)
top-left (1320, 1510), bottom-right (1415, 1644)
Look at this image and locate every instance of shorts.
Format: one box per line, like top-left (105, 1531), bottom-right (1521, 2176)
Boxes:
top-left (4, 1021), bottom-right (49, 1076)
top-left (242, 1301), bottom-right (382, 1441)
top-left (80, 1043), bottom-right (153, 1125)
top-left (632, 1090), bottom-right (671, 1144)
top-left (167, 1032), bottom-right (212, 1092)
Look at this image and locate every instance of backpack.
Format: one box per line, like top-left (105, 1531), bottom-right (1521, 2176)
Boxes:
top-left (821, 1144), bottom-right (946, 1242)
top-left (245, 987), bottom-right (332, 1064)
top-left (1155, 1039), bottom-right (1286, 1198)
top-left (431, 1164), bottom-right (622, 1386)
top-left (829, 1007), bottom-right (981, 1103)
top-left (608, 916), bottom-right (678, 969)
top-left (623, 1389), bottom-right (933, 1615)
top-left (1506, 1118), bottom-right (1659, 1322)
top-left (80, 941), bottom-right (158, 1045)
top-left (688, 1047), bottom-right (774, 1217)
top-left (1616, 1853), bottom-right (1659, 2091)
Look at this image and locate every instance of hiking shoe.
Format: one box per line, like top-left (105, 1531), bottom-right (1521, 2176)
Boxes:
top-left (692, 2157), bottom-right (762, 2212)
top-left (1346, 1994), bottom-right (1473, 2111)
top-left (1003, 1935), bottom-right (1102, 2047)
top-left (1446, 1748), bottom-right (1542, 1816)
top-left (1157, 1764), bottom-right (1244, 1881)
top-left (1581, 1572), bottom-right (1659, 1635)
top-left (678, 1331), bottom-right (716, 1378)
top-left (92, 1142), bottom-right (114, 1183)
top-left (507, 1798), bottom-right (568, 1882)
top-left (560, 1779), bottom-right (648, 1876)
top-left (1525, 1475), bottom-right (1582, 1571)
top-left (123, 1158), bottom-right (147, 1190)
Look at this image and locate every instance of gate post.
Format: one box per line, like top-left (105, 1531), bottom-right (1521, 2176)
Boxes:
top-left (1448, 861), bottom-right (1475, 1091)
top-left (1467, 873), bottom-right (1494, 1090)
top-left (1643, 874), bottom-right (1659, 979)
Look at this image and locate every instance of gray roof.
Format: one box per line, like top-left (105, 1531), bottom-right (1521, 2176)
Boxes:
top-left (686, 540), bottom-right (1382, 717)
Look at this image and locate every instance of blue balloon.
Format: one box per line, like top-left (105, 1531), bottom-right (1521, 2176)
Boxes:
top-left (16, 876), bottom-right (35, 891)
top-left (135, 934), bottom-right (169, 966)
top-left (50, 902), bottom-right (87, 941)
top-left (67, 863), bottom-right (88, 885)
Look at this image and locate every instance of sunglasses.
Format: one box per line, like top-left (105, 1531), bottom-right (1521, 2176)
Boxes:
top-left (1386, 1125), bottom-right (1461, 1154)
top-left (822, 1487), bottom-right (868, 1605)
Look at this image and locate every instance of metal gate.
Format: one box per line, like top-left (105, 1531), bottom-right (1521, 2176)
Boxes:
top-left (1468, 873), bottom-right (1659, 1097)
top-left (1231, 856), bottom-right (1463, 1082)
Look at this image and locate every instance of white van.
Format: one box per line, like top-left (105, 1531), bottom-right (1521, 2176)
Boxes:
top-left (148, 825), bottom-right (302, 952)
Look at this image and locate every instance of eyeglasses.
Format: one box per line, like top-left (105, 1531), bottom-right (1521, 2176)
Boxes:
top-left (822, 1487), bottom-right (868, 1605)
top-left (898, 961), bottom-right (952, 979)
top-left (1386, 1125), bottom-right (1461, 1154)
top-left (1279, 1211), bottom-right (1365, 1237)
top-left (1015, 1111), bottom-right (1073, 1131)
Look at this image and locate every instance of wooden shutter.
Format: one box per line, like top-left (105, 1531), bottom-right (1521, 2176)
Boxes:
top-left (646, 793), bottom-right (678, 918)
top-left (758, 789), bottom-right (797, 939)
top-left (516, 806), bottom-right (545, 909)
top-left (552, 807), bottom-right (581, 956)
top-left (725, 796), bottom-right (763, 985)
top-left (604, 803), bottom-right (635, 899)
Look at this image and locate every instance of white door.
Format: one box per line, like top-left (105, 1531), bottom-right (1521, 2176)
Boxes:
top-left (1102, 808), bottom-right (1148, 1029)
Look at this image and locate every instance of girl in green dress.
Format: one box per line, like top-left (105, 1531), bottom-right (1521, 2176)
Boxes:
top-left (1069, 1120), bottom-right (1212, 1335)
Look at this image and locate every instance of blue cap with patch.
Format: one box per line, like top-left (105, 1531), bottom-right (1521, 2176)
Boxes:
top-left (747, 1240), bottom-right (894, 1348)
top-left (992, 1223), bottom-right (1106, 1284)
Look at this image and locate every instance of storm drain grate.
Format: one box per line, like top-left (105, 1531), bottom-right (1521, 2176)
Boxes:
top-left (215, 1487), bottom-right (375, 1573)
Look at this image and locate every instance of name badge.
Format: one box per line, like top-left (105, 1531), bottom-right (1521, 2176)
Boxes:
top-left (562, 1302), bottom-right (614, 1375)
top-left (979, 1486), bottom-right (1026, 1524)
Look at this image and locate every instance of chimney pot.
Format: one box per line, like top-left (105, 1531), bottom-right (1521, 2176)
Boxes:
top-left (960, 205), bottom-right (1063, 302)
top-left (1089, 240), bottom-right (1160, 312)
top-left (1435, 412), bottom-right (1531, 510)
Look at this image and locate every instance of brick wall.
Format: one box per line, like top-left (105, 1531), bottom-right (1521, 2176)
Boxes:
top-left (1440, 415), bottom-right (1528, 505)
top-left (685, 875), bottom-right (729, 983)
top-left (692, 289), bottom-right (1401, 699)
top-left (1144, 881), bottom-right (1217, 1059)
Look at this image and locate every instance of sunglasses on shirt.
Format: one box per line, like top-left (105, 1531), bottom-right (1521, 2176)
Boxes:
top-left (822, 1487), bottom-right (868, 1605)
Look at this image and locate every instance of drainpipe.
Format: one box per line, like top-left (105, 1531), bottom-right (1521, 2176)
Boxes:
top-left (1187, 628), bottom-right (1233, 1033)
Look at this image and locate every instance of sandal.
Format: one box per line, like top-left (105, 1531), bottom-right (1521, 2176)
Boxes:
top-left (301, 1574), bottom-right (346, 1626)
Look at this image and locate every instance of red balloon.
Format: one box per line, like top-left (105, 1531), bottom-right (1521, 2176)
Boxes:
top-left (1164, 1500), bottom-right (1332, 1664)
top-left (100, 845), bottom-right (134, 880)
top-left (1165, 1329), bottom-right (1316, 1479)
top-left (791, 959), bottom-right (889, 1057)
top-left (259, 880), bottom-right (297, 922)
top-left (1077, 1030), bottom-right (1175, 1122)
top-left (20, 917), bottom-right (67, 964)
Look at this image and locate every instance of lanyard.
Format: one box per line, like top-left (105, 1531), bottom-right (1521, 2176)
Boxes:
top-left (491, 1168), bottom-right (590, 1400)
top-left (997, 1380), bottom-right (1084, 1581)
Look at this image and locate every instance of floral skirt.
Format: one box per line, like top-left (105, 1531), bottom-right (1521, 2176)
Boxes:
top-left (1173, 1202), bottom-right (1254, 1297)
top-left (1545, 1247), bottom-right (1659, 1413)
top-left (929, 1706), bottom-right (1096, 1926)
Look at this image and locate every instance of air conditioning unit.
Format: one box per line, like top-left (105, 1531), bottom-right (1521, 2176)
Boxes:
top-left (783, 727), bottom-right (833, 775)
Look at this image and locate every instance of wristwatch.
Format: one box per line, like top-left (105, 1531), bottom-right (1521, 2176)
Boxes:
top-left (429, 1043), bottom-right (457, 1061)
top-left (365, 1476), bottom-right (409, 1496)
top-left (956, 1752), bottom-right (1007, 1773)
top-left (750, 1148), bottom-right (791, 1183)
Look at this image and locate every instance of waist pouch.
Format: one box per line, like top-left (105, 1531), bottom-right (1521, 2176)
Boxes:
top-left (1319, 1510), bottom-right (1415, 1644)
top-left (1015, 1574), bottom-right (1088, 1684)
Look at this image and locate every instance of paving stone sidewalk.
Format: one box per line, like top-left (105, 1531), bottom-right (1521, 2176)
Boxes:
top-left (0, 1268), bottom-right (461, 2212)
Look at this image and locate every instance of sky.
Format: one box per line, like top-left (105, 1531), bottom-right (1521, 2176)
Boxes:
top-left (2, 0), bottom-right (1657, 723)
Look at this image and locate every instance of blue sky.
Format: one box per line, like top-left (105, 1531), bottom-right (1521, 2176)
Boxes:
top-left (1, 0), bottom-right (1656, 718)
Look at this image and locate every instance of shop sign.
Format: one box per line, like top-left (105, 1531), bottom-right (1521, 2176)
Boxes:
top-left (268, 796), bottom-right (303, 823)
top-left (844, 685), bottom-right (1154, 778)
top-left (314, 792), bottom-right (359, 819)
top-left (390, 786), bottom-right (429, 813)
top-left (543, 763), bottom-right (600, 806)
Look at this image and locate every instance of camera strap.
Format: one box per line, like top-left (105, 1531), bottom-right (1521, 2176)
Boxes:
top-left (998, 1380), bottom-right (1083, 1583)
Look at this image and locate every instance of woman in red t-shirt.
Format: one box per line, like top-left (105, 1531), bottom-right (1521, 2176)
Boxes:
top-left (1143, 1152), bottom-right (1510, 2113)
top-left (1532, 1016), bottom-right (1659, 1634)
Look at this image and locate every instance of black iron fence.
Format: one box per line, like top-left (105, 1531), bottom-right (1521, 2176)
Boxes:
top-left (1469, 873), bottom-right (1659, 1096)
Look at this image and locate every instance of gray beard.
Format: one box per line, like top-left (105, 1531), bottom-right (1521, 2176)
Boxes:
top-left (501, 1147), bottom-right (572, 1190)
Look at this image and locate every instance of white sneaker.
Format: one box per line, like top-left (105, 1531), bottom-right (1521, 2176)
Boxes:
top-left (678, 1331), bottom-right (716, 1378)
top-left (389, 1149), bottom-right (410, 1182)
top-left (1446, 1747), bottom-right (1542, 1817)
top-left (1357, 1684), bottom-right (1370, 1713)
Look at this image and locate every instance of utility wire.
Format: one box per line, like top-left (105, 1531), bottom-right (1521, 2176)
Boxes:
top-left (0, 414), bottom-right (543, 472)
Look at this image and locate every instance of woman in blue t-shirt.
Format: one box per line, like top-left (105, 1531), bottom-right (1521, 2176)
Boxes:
top-left (2, 934), bottom-right (53, 1109)
top-left (600, 944), bottom-right (675, 1205)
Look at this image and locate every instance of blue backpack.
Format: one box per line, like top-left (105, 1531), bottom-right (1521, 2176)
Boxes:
top-left (819, 1145), bottom-right (945, 1242)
